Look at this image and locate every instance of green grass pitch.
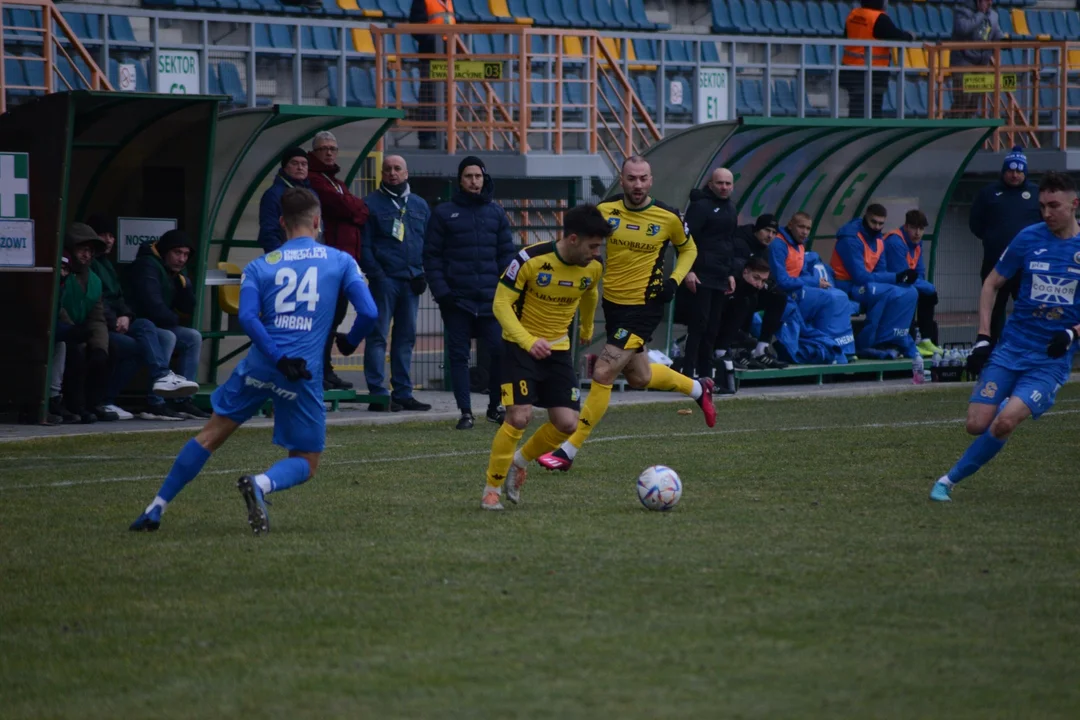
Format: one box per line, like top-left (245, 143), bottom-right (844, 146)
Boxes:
top-left (2, 385), bottom-right (1079, 719)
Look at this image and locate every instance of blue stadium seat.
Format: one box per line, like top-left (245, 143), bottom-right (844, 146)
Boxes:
top-left (665, 39), bottom-right (691, 65)
top-left (894, 4), bottom-right (914, 35)
top-left (303, 26), bottom-right (338, 51)
top-left (206, 63), bottom-right (223, 96)
top-left (599, 72), bottom-right (624, 115)
top-left (630, 0), bottom-right (666, 30)
top-left (346, 66), bottom-right (373, 106)
top-left (109, 15), bottom-right (137, 43)
top-left (530, 72), bottom-right (548, 108)
top-left (777, 1), bottom-right (803, 36)
top-left (714, 0), bottom-right (740, 34)
top-left (61, 12), bottom-right (88, 40)
top-left (319, 0), bottom-right (346, 16)
top-left (743, 0), bottom-right (770, 34)
top-left (611, 0), bottom-right (640, 29)
top-left (542, 0), bottom-right (571, 26)
top-left (744, 78), bottom-right (764, 115)
top-left (7, 9), bottom-right (42, 41)
top-left (633, 38), bottom-right (658, 63)
top-left (820, 1), bottom-right (843, 36)
top-left (911, 5), bottom-right (930, 38)
top-left (1068, 87), bottom-right (1080, 122)
top-left (326, 66), bottom-right (347, 106)
top-left (579, 0), bottom-right (610, 29)
top-left (997, 8), bottom-right (1015, 37)
top-left (803, 1), bottom-right (824, 37)
top-left (635, 74), bottom-right (658, 116)
top-left (1038, 86), bottom-right (1058, 125)
top-left (940, 7), bottom-right (954, 38)
top-left (255, 24), bottom-right (273, 48)
top-left (773, 78), bottom-right (797, 116)
top-left (563, 71), bottom-right (586, 109)
top-left (789, 1), bottom-right (811, 37)
top-left (269, 23), bottom-right (293, 49)
top-left (5, 55), bottom-right (29, 96)
top-left (728, 0), bottom-right (750, 33)
top-left (135, 59), bottom-right (149, 91)
top-left (453, 0), bottom-right (481, 22)
top-left (882, 79), bottom-right (897, 118)
top-left (702, 41), bottom-right (720, 64)
top-left (20, 53), bottom-right (46, 95)
top-left (561, 0), bottom-right (588, 26)
top-left (524, 0), bottom-right (554, 25)
top-left (925, 5), bottom-right (946, 40)
top-left (760, 0), bottom-right (780, 35)
top-left (1049, 11), bottom-right (1069, 40)
top-left (1067, 11), bottom-right (1080, 40)
top-left (219, 61), bottom-right (249, 105)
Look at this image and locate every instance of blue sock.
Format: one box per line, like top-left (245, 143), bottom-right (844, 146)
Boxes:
top-left (266, 457), bottom-right (311, 493)
top-left (947, 431), bottom-right (1007, 484)
top-left (157, 439), bottom-right (211, 503)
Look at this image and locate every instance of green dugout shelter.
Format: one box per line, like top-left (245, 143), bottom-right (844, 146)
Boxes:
top-left (637, 117), bottom-right (999, 280)
top-left (0, 91), bottom-right (221, 424)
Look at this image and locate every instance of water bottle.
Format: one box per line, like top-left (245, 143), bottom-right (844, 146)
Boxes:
top-left (721, 358), bottom-right (736, 394)
top-left (912, 353), bottom-right (925, 384)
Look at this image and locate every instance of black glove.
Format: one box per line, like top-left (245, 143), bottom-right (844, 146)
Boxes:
top-left (1047, 328), bottom-right (1076, 359)
top-left (656, 278), bottom-right (679, 304)
top-left (896, 269), bottom-right (919, 285)
top-left (276, 356), bottom-right (312, 382)
top-left (410, 275), bottom-right (428, 296)
top-left (966, 334), bottom-right (993, 376)
top-left (335, 332), bottom-right (359, 357)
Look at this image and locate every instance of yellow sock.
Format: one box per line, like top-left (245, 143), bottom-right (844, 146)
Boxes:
top-left (646, 363), bottom-right (695, 395)
top-left (520, 422), bottom-right (570, 463)
top-left (486, 423), bottom-right (524, 488)
top-left (566, 381), bottom-right (612, 450)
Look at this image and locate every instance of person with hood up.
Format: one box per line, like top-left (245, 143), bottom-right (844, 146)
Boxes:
top-left (831, 204), bottom-right (919, 358)
top-left (258, 147), bottom-right (315, 254)
top-left (680, 167), bottom-right (738, 380)
top-left (969, 145), bottom-right (1042, 342)
top-left (950, 0), bottom-right (1003, 117)
top-left (423, 156), bottom-right (516, 429)
top-left (125, 228), bottom-right (209, 419)
top-left (57, 223), bottom-right (115, 423)
top-left (307, 130), bottom-right (369, 391)
top-left (86, 214), bottom-right (199, 421)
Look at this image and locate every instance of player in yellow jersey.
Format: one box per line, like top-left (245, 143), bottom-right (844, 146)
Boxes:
top-left (538, 156), bottom-right (717, 473)
top-left (481, 205), bottom-right (613, 510)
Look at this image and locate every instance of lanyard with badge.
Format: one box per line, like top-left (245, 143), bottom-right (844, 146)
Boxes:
top-left (387, 191), bottom-right (407, 242)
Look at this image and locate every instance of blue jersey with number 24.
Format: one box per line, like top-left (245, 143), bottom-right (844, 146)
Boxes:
top-left (995, 223), bottom-right (1080, 354)
top-left (240, 236), bottom-right (364, 372)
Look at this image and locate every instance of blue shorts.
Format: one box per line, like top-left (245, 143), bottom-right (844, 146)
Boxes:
top-left (211, 363), bottom-right (326, 452)
top-left (970, 342), bottom-right (1070, 419)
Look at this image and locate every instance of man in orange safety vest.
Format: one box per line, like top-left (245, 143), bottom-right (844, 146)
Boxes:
top-left (840, 0), bottom-right (915, 119)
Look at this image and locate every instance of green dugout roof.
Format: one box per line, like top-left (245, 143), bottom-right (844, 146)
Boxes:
top-left (208, 105), bottom-right (404, 244)
top-left (638, 117), bottom-right (1000, 246)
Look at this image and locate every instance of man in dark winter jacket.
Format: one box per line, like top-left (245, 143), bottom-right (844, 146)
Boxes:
top-left (307, 130), bottom-right (369, 390)
top-left (257, 147), bottom-right (314, 254)
top-left (969, 145), bottom-right (1042, 342)
top-left (125, 229), bottom-right (208, 419)
top-left (717, 214), bottom-right (789, 369)
top-left (424, 155), bottom-right (515, 429)
top-left (86, 215), bottom-right (199, 420)
top-left (58, 224), bottom-right (115, 423)
top-left (680, 167), bottom-right (737, 379)
top-left (360, 155), bottom-right (432, 413)
top-left (950, 0), bottom-right (1002, 117)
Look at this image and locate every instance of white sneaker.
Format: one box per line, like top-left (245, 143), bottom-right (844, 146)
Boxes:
top-left (505, 461), bottom-right (528, 505)
top-left (102, 404), bottom-right (134, 421)
top-left (137, 406), bottom-right (184, 421)
top-left (481, 487), bottom-right (504, 511)
top-left (153, 371), bottom-right (199, 398)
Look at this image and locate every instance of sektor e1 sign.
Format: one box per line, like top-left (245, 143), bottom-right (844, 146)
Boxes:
top-left (696, 68), bottom-right (729, 123)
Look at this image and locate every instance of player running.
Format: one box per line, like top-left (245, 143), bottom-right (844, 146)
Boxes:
top-left (129, 188), bottom-right (378, 534)
top-left (480, 205), bottom-right (612, 510)
top-left (931, 171), bottom-right (1080, 502)
top-left (537, 156), bottom-right (717, 473)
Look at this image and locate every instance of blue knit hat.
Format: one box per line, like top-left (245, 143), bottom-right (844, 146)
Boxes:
top-left (1003, 145), bottom-right (1027, 174)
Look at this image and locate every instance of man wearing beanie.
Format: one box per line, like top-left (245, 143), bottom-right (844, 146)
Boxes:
top-left (680, 167), bottom-right (738, 381)
top-left (424, 156), bottom-right (515, 429)
top-left (126, 229), bottom-right (209, 420)
top-left (359, 155), bottom-right (432, 413)
top-left (308, 130), bottom-right (369, 391)
top-left (969, 145), bottom-right (1041, 342)
top-left (719, 213), bottom-right (789, 370)
top-left (257, 146), bottom-right (313, 254)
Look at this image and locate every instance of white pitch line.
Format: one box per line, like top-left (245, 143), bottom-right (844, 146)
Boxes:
top-left (3, 408), bottom-right (1078, 492)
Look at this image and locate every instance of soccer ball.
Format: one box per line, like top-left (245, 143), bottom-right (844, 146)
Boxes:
top-left (636, 465), bottom-right (682, 511)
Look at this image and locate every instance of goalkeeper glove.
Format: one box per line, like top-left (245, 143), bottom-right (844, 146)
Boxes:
top-left (965, 334), bottom-right (993, 376)
top-left (276, 356), bottom-right (312, 382)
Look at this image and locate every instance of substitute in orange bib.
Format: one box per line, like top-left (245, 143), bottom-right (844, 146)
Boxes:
top-left (841, 0), bottom-right (914, 119)
top-left (884, 209), bottom-right (944, 358)
top-left (832, 204), bottom-right (919, 358)
top-left (410, 0), bottom-right (456, 149)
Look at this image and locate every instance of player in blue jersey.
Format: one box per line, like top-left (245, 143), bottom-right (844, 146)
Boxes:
top-left (931, 172), bottom-right (1080, 502)
top-left (130, 188), bottom-right (378, 533)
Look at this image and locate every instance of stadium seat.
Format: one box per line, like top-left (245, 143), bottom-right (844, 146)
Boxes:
top-left (207, 63), bottom-right (223, 96)
top-left (6, 9), bottom-right (42, 42)
top-left (925, 5), bottom-right (946, 40)
top-left (821, 1), bottom-right (844, 37)
top-left (803, 1), bottom-right (825, 37)
top-left (578, 0), bottom-right (611, 29)
top-left (702, 41), bottom-right (721, 64)
top-left (940, 7), bottom-right (954, 40)
top-left (630, 0), bottom-right (666, 30)
top-left (635, 73), bottom-right (658, 116)
top-left (524, 0), bottom-right (554, 25)
top-left (789, 1), bottom-right (811, 37)
top-left (633, 38), bottom-right (658, 64)
top-left (134, 59), bottom-right (149, 91)
top-left (563, 71), bottom-right (586, 109)
top-left (743, 0), bottom-right (770, 34)
top-left (561, 0), bottom-right (588, 26)
top-left (882, 79), bottom-right (897, 118)
top-left (911, 4), bottom-right (930, 38)
top-left (1068, 87), bottom-right (1080, 122)
top-left (1049, 11), bottom-right (1069, 40)
top-left (254, 24), bottom-right (274, 49)
top-left (4, 55), bottom-right (29, 96)
top-left (611, 0), bottom-right (640, 29)
top-left (665, 75), bottom-right (691, 115)
top-left (1067, 11), bottom-right (1080, 40)
top-left (895, 4), bottom-right (914, 34)
top-left (320, 0), bottom-right (347, 17)
top-left (772, 0), bottom-right (796, 35)
top-left (219, 61), bottom-right (249, 105)
top-left (773, 78), bottom-right (797, 116)
top-left (217, 262), bottom-right (243, 316)
top-left (728, 0), bottom-right (749, 33)
top-left (20, 53), bottom-right (46, 95)
top-left (374, 0), bottom-right (406, 20)
top-left (593, 0), bottom-right (618, 28)
top-left (303, 26), bottom-right (338, 51)
top-left (997, 8), bottom-right (1016, 37)
top-left (61, 12), bottom-right (88, 40)
top-left (1010, 9), bottom-right (1033, 38)
top-left (760, 1), bottom-right (780, 35)
top-left (351, 28), bottom-right (376, 55)
top-left (745, 77), bottom-right (765, 115)
top-left (349, 65), bottom-right (375, 105)
top-left (109, 15), bottom-right (137, 43)
top-left (542, 0), bottom-right (571, 26)
top-left (665, 39), bottom-right (692, 65)
top-left (453, 0), bottom-right (482, 22)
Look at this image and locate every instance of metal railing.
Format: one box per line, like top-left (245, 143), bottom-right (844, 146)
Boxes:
top-left (927, 41), bottom-right (1080, 151)
top-left (0, 0), bottom-right (111, 112)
